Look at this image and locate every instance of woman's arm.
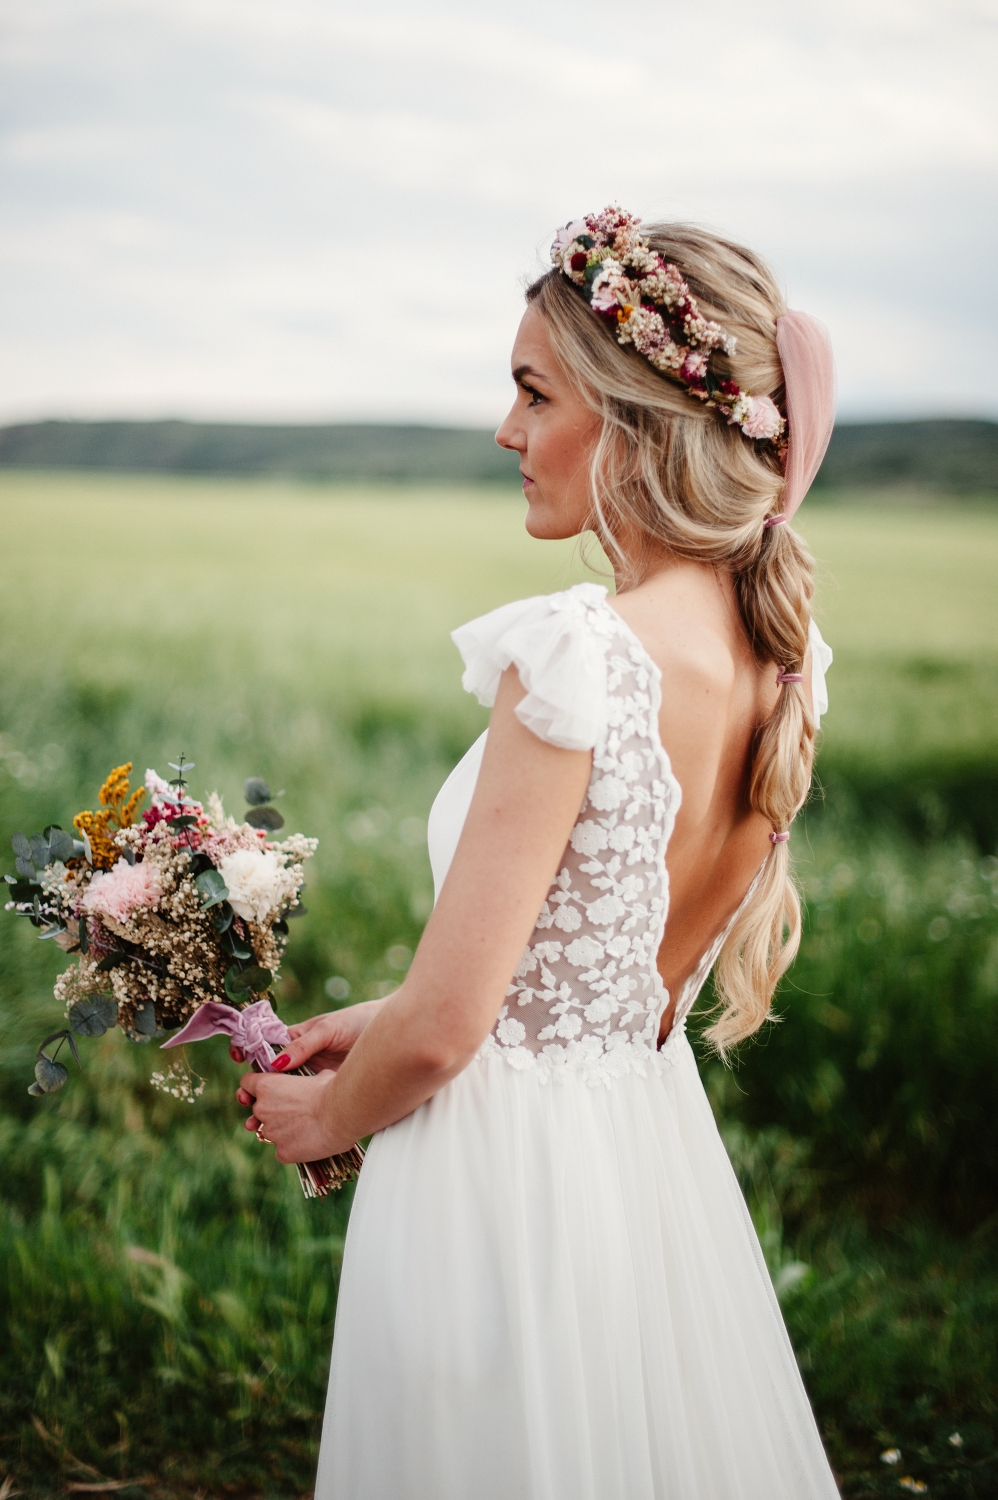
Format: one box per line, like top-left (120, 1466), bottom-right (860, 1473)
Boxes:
top-left (238, 667), bottom-right (592, 1164)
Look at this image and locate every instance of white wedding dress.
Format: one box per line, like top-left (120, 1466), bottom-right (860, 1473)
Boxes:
top-left (315, 583), bottom-right (839, 1499)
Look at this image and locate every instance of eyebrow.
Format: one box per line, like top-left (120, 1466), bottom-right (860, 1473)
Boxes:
top-left (512, 363), bottom-right (550, 385)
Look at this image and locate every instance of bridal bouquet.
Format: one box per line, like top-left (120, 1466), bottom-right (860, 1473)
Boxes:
top-left (5, 757), bottom-right (362, 1197)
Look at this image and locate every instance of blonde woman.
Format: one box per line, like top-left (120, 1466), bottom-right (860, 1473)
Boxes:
top-left (238, 208), bottom-right (841, 1498)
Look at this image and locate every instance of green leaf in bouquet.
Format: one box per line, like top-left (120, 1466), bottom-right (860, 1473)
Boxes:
top-left (78, 913), bottom-right (89, 954)
top-left (29, 833), bottom-right (49, 868)
top-left (220, 927), bottom-right (252, 960)
top-left (170, 815), bottom-right (198, 831)
top-left (245, 805), bottom-right (285, 831)
top-left (38, 921), bottom-right (69, 941)
top-left (15, 855), bottom-right (36, 879)
top-left (284, 900), bottom-right (306, 919)
top-left (33, 1056), bottom-right (69, 1092)
top-left (132, 1002), bottom-right (159, 1036)
top-left (195, 869), bottom-right (229, 909)
top-left (96, 950), bottom-right (129, 972)
top-left (10, 832), bottom-right (31, 859)
top-left (211, 901), bottom-right (234, 933)
top-left (243, 777), bottom-right (272, 805)
top-left (229, 965), bottom-right (272, 994)
top-left (50, 830), bottom-right (77, 863)
top-left (68, 995), bottom-right (118, 1038)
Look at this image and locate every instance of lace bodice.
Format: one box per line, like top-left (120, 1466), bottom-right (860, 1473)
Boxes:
top-left (427, 583), bottom-right (832, 1087)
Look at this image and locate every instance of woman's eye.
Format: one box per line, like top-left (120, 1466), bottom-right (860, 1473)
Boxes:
top-left (524, 385), bottom-right (545, 407)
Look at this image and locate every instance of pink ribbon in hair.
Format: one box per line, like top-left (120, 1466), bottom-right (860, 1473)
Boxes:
top-left (161, 998), bottom-right (290, 1072)
top-left (777, 672), bottom-right (804, 684)
top-left (774, 310), bottom-right (836, 523)
top-left (770, 831), bottom-right (790, 844)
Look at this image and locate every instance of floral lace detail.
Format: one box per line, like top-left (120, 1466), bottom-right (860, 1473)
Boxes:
top-left (479, 589), bottom-right (683, 1086)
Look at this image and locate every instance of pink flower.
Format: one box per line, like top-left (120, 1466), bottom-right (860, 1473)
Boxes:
top-left (552, 219), bottom-right (588, 256)
top-left (740, 394), bottom-right (784, 440)
top-left (82, 858), bottom-right (162, 923)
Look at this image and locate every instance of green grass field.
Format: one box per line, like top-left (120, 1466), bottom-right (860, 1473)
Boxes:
top-left (2, 470), bottom-right (997, 1498)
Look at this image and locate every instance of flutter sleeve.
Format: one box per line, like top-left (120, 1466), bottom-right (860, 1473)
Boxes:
top-left (809, 619), bottom-right (832, 729)
top-left (451, 584), bottom-right (610, 752)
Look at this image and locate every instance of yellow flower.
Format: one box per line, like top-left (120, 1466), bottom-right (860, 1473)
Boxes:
top-left (73, 763), bottom-right (146, 870)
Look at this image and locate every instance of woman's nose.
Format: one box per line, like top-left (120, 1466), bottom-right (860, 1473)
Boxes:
top-left (495, 409), bottom-right (524, 453)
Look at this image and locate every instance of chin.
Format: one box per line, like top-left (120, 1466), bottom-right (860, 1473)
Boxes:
top-left (524, 499), bottom-right (586, 542)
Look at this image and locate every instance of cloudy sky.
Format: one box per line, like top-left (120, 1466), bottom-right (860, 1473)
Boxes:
top-left (2, 0), bottom-right (996, 426)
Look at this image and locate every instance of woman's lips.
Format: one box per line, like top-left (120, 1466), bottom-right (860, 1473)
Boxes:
top-left (521, 471), bottom-right (534, 486)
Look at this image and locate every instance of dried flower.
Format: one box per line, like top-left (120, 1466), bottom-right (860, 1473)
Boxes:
top-left (82, 858), bottom-right (163, 923)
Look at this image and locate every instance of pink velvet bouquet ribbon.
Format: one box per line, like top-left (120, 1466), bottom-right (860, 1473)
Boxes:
top-left (162, 997), bottom-right (289, 1071)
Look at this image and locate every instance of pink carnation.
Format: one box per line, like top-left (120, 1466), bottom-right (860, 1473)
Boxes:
top-left (740, 394), bottom-right (784, 440)
top-left (82, 858), bottom-right (162, 923)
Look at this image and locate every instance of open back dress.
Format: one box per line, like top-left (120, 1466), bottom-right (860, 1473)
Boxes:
top-left (315, 582), bottom-right (839, 1499)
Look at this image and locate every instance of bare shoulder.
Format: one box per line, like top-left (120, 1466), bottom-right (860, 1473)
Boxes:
top-left (606, 565), bottom-right (750, 708)
top-left (606, 564), bottom-right (773, 820)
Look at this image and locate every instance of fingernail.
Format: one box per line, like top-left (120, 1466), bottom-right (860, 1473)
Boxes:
top-left (273, 1054), bottom-right (291, 1072)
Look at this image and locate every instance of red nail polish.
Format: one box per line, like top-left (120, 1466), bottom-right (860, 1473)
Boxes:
top-left (273, 1054), bottom-right (291, 1072)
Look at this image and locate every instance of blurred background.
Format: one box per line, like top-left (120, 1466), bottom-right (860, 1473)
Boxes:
top-left (2, 3), bottom-right (997, 1497)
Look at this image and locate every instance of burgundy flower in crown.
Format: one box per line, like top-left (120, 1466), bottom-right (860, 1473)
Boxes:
top-left (551, 207), bottom-right (786, 448)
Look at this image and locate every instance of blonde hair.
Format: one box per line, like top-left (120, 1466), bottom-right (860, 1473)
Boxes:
top-left (527, 222), bottom-right (817, 1054)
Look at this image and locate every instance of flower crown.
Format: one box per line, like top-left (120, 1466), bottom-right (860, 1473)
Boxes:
top-left (551, 206), bottom-right (786, 449)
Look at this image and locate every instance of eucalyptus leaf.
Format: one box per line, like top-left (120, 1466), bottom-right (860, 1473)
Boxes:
top-left (211, 901), bottom-right (234, 933)
top-left (171, 815), bottom-right (198, 830)
top-left (243, 777), bottom-right (272, 805)
top-left (96, 950), bottom-right (129, 973)
top-left (230, 965), bottom-right (272, 993)
top-left (11, 832), bottom-right (30, 858)
top-left (27, 1082), bottom-right (46, 1097)
top-left (195, 869), bottom-right (229, 909)
top-left (221, 927), bottom-right (252, 960)
top-left (132, 1003), bottom-right (158, 1036)
top-left (66, 1032), bottom-right (82, 1068)
top-left (284, 902), bottom-right (306, 919)
top-left (245, 806), bottom-right (284, 831)
top-left (34, 1054), bottom-right (69, 1092)
top-left (15, 856), bottom-right (36, 879)
top-left (38, 923), bottom-right (68, 940)
top-left (47, 829), bottom-right (76, 863)
top-left (29, 833), bottom-right (48, 867)
top-left (69, 995), bottom-right (118, 1038)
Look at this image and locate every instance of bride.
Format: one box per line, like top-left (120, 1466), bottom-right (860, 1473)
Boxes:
top-left (237, 207), bottom-right (841, 1498)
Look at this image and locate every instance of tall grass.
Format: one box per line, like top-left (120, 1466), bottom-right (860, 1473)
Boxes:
top-left (2, 472), bottom-right (997, 1496)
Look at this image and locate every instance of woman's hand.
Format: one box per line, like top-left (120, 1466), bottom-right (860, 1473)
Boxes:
top-left (228, 998), bottom-right (389, 1072)
top-left (236, 1068), bottom-right (352, 1164)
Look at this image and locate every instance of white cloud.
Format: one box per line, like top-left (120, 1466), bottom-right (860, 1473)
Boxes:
top-left (1, 0), bottom-right (995, 423)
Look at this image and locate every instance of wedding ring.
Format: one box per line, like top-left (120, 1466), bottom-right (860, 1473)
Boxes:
top-left (256, 1127), bottom-right (273, 1144)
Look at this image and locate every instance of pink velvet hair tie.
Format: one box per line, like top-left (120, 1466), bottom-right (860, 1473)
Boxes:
top-left (770, 831), bottom-right (790, 844)
top-left (763, 514), bottom-right (787, 528)
top-left (777, 672), bottom-right (804, 684)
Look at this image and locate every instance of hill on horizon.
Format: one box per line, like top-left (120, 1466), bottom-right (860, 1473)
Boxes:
top-left (1, 416), bottom-right (996, 494)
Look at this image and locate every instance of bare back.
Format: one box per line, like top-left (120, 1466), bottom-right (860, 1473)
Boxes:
top-left (607, 564), bottom-right (811, 1042)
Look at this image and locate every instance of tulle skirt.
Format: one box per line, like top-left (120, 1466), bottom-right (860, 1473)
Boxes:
top-left (314, 1035), bottom-right (840, 1499)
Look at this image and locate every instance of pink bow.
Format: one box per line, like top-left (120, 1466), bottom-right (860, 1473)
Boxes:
top-left (161, 998), bottom-right (290, 1071)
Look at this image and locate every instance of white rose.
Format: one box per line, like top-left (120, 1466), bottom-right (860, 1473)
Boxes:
top-left (218, 847), bottom-right (293, 925)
